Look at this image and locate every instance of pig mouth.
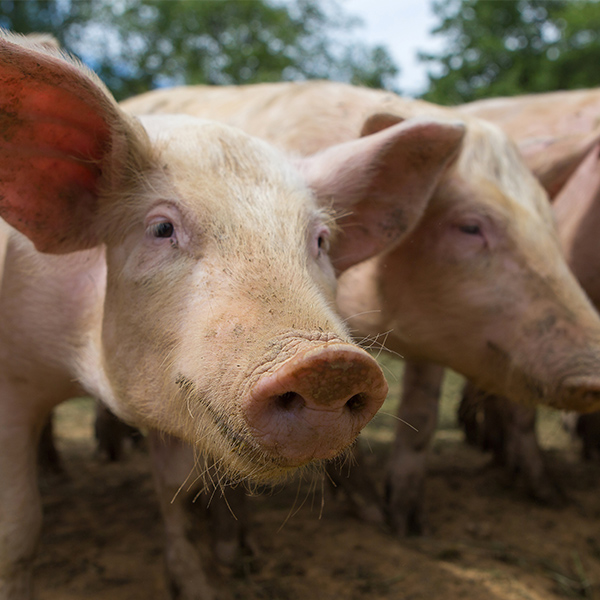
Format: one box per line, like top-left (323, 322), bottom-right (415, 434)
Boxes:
top-left (174, 374), bottom-right (286, 471)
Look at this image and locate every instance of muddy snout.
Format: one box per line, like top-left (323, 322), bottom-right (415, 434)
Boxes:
top-left (243, 343), bottom-right (387, 466)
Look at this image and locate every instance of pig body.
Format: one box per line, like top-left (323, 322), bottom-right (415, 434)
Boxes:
top-left (1, 36), bottom-right (473, 598)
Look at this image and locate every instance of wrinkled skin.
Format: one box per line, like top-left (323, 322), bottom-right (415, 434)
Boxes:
top-left (120, 81), bottom-right (600, 582)
top-left (0, 36), bottom-right (471, 598)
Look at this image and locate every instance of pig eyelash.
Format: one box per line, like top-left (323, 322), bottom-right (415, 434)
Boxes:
top-left (148, 221), bottom-right (178, 247)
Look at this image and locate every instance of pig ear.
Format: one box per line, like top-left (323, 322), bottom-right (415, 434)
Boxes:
top-left (518, 127), bottom-right (600, 200)
top-left (0, 34), bottom-right (148, 253)
top-left (360, 112), bottom-right (405, 136)
top-left (297, 117), bottom-right (465, 272)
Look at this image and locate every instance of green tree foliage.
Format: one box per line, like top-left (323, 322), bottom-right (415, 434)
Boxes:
top-left (0, 0), bottom-right (398, 100)
top-left (420, 0), bottom-right (600, 105)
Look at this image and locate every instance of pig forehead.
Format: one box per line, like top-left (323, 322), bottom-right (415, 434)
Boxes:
top-left (142, 114), bottom-right (300, 183)
top-left (142, 115), bottom-right (321, 214)
top-left (455, 122), bottom-right (551, 219)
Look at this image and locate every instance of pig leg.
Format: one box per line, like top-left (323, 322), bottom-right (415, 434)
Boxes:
top-left (384, 361), bottom-right (444, 536)
top-left (0, 396), bottom-right (48, 599)
top-left (37, 412), bottom-right (63, 476)
top-left (94, 403), bottom-right (143, 462)
top-left (501, 401), bottom-right (562, 504)
top-left (148, 431), bottom-right (220, 600)
top-left (325, 445), bottom-right (386, 525)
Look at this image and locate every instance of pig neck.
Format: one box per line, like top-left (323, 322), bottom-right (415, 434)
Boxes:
top-left (1, 228), bottom-right (116, 411)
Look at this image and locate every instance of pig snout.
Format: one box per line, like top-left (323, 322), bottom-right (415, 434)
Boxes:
top-left (244, 343), bottom-right (387, 466)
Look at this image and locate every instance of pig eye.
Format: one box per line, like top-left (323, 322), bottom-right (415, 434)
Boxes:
top-left (315, 227), bottom-right (331, 258)
top-left (151, 221), bottom-right (175, 239)
top-left (459, 223), bottom-right (482, 235)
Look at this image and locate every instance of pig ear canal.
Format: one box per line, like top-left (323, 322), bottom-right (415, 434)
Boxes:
top-left (0, 35), bottom-right (150, 254)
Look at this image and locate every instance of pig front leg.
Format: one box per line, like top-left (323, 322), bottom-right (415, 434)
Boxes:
top-left (499, 401), bottom-right (563, 504)
top-left (384, 361), bottom-right (444, 536)
top-left (148, 431), bottom-right (221, 600)
top-left (0, 402), bottom-right (45, 599)
top-left (325, 445), bottom-right (386, 525)
top-left (460, 389), bottom-right (562, 504)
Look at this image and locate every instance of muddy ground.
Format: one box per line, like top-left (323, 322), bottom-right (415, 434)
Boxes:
top-left (35, 364), bottom-right (600, 600)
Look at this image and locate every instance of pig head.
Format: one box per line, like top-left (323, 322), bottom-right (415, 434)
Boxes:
top-left (461, 88), bottom-right (600, 303)
top-left (122, 81), bottom-right (600, 411)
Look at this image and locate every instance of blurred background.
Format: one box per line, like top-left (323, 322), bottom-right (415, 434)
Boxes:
top-left (2, 0), bottom-right (599, 103)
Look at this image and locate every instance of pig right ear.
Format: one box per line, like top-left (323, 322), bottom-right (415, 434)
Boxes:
top-left (297, 116), bottom-right (465, 272)
top-left (518, 127), bottom-right (600, 200)
top-left (0, 34), bottom-right (149, 253)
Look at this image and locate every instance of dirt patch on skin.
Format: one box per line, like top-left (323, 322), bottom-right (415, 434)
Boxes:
top-left (35, 368), bottom-right (600, 600)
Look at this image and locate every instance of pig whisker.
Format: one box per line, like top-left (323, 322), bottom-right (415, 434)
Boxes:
top-left (318, 474), bottom-right (326, 520)
top-left (279, 474), bottom-right (317, 532)
top-left (219, 487), bottom-right (240, 521)
top-left (171, 464), bottom-right (198, 505)
top-left (323, 465), bottom-right (338, 489)
top-left (277, 477), bottom-right (304, 532)
top-left (306, 473), bottom-right (324, 519)
top-left (374, 411), bottom-right (419, 431)
top-left (340, 309), bottom-right (382, 325)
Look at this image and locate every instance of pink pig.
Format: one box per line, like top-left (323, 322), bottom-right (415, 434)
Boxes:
top-left (0, 34), bottom-right (466, 597)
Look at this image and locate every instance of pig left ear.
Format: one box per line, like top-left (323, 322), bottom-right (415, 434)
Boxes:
top-left (518, 127), bottom-right (600, 199)
top-left (297, 116), bottom-right (465, 272)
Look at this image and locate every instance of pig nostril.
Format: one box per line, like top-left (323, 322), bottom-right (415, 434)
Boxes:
top-left (345, 393), bottom-right (367, 413)
top-left (275, 391), bottom-right (305, 411)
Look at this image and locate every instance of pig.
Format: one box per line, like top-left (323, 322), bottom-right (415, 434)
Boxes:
top-left (407, 90), bottom-right (600, 514)
top-left (0, 34), bottom-right (469, 598)
top-left (120, 80), bottom-right (600, 565)
top-left (455, 90), bottom-right (600, 493)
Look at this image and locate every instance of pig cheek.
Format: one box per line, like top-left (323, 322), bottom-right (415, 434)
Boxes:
top-left (308, 259), bottom-right (337, 302)
top-left (100, 257), bottom-right (197, 430)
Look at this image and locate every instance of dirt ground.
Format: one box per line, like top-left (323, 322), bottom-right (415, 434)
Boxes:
top-left (35, 365), bottom-right (600, 600)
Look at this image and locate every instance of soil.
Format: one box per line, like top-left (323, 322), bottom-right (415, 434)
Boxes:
top-left (35, 367), bottom-right (600, 600)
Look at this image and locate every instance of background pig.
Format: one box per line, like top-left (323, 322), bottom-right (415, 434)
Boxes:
top-left (120, 81), bottom-right (600, 578)
top-left (396, 89), bottom-right (600, 527)
top-left (0, 34), bottom-right (467, 598)
top-left (454, 90), bottom-right (600, 496)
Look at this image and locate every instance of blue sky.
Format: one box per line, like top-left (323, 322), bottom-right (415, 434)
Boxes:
top-left (342, 0), bottom-right (445, 95)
